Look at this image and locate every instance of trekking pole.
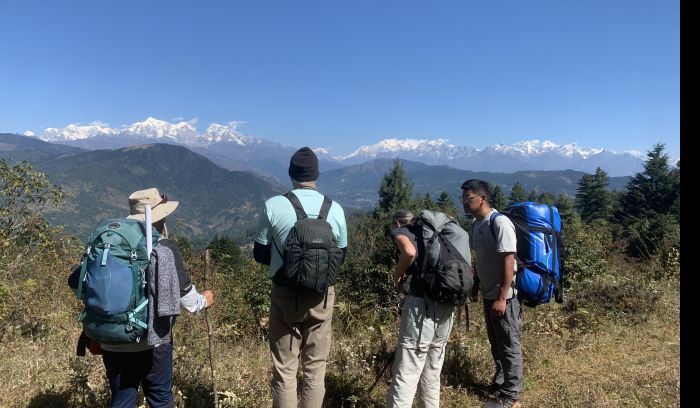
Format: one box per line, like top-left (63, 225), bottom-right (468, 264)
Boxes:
top-left (367, 350), bottom-right (395, 397)
top-left (204, 249), bottom-right (218, 407)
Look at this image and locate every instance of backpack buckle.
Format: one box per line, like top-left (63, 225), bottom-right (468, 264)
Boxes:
top-left (131, 251), bottom-right (137, 260)
top-left (140, 268), bottom-right (146, 289)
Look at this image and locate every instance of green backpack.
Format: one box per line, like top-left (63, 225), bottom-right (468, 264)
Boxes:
top-left (75, 218), bottom-right (159, 344)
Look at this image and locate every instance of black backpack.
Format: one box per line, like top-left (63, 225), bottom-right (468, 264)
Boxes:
top-left (413, 210), bottom-right (473, 305)
top-left (272, 192), bottom-right (344, 301)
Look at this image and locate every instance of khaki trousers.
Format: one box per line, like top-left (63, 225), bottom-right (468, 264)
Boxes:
top-left (269, 285), bottom-right (335, 408)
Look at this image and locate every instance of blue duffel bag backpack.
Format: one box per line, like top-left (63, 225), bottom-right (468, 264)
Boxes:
top-left (490, 202), bottom-right (565, 307)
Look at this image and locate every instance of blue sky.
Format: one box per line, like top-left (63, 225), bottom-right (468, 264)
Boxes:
top-left (0, 0), bottom-right (679, 158)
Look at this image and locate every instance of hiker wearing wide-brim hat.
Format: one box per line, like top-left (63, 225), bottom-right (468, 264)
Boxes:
top-left (127, 187), bottom-right (179, 222)
top-left (80, 187), bottom-right (214, 407)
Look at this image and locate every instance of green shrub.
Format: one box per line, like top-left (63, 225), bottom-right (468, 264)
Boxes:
top-left (334, 214), bottom-right (398, 331)
top-left (622, 214), bottom-right (680, 259)
top-left (562, 218), bottom-right (613, 281)
top-left (563, 274), bottom-right (660, 325)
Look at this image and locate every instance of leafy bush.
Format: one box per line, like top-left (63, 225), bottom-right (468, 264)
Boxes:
top-left (622, 214), bottom-right (680, 260)
top-left (562, 218), bottom-right (613, 281)
top-left (0, 160), bottom-right (67, 282)
top-left (335, 214), bottom-right (397, 331)
top-left (563, 273), bottom-right (661, 325)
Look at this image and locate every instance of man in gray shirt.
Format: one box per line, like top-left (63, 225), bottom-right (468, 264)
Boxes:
top-left (461, 179), bottom-right (522, 408)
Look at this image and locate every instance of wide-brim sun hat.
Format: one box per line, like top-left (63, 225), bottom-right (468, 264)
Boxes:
top-left (126, 187), bottom-right (179, 223)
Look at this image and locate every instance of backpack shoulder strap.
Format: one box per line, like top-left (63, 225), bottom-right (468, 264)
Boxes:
top-left (419, 219), bottom-right (440, 274)
top-left (317, 196), bottom-right (333, 221)
top-left (419, 217), bottom-right (438, 238)
top-left (284, 192), bottom-right (308, 220)
top-left (489, 211), bottom-right (504, 241)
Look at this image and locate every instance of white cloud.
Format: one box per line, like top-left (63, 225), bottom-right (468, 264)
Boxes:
top-left (90, 120), bottom-right (109, 127)
top-left (172, 117), bottom-right (184, 122)
top-left (23, 130), bottom-right (35, 136)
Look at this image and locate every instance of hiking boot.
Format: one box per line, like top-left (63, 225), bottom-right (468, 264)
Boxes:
top-left (479, 382), bottom-right (502, 396)
top-left (483, 396), bottom-right (522, 408)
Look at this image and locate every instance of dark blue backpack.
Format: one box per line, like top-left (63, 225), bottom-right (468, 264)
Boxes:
top-left (490, 202), bottom-right (564, 307)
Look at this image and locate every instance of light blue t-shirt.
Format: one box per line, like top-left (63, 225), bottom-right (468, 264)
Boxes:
top-left (255, 189), bottom-right (347, 278)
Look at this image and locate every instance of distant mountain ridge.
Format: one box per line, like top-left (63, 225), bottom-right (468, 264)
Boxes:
top-left (0, 132), bottom-right (85, 162)
top-left (318, 158), bottom-right (630, 209)
top-left (340, 139), bottom-right (643, 176)
top-left (1, 134), bottom-right (632, 239)
top-left (1, 134), bottom-right (285, 243)
top-left (28, 117), bottom-right (644, 176)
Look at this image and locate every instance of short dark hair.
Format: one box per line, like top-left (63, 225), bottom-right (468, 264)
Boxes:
top-left (460, 179), bottom-right (490, 199)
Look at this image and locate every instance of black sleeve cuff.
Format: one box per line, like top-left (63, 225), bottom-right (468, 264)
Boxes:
top-left (253, 241), bottom-right (272, 265)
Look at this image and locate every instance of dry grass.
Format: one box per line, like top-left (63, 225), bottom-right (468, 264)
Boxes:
top-left (0, 275), bottom-right (680, 407)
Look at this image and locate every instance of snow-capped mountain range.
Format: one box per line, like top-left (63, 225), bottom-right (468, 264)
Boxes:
top-left (28, 117), bottom-right (645, 176)
top-left (38, 117), bottom-right (250, 146)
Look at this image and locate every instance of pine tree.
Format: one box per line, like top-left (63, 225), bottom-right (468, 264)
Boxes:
top-left (490, 185), bottom-right (507, 210)
top-left (376, 159), bottom-right (413, 217)
top-left (415, 193), bottom-right (437, 211)
top-left (436, 191), bottom-right (459, 217)
top-left (509, 182), bottom-right (527, 204)
top-left (617, 144), bottom-right (678, 220)
top-left (614, 143), bottom-right (680, 257)
top-left (575, 173), bottom-right (594, 220)
top-left (538, 191), bottom-right (556, 205)
top-left (575, 167), bottom-right (613, 223)
top-left (670, 160), bottom-right (680, 223)
top-left (555, 194), bottom-right (576, 224)
top-left (527, 189), bottom-right (538, 202)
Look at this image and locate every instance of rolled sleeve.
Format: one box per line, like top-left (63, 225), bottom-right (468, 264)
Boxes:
top-left (180, 284), bottom-right (207, 314)
top-left (332, 205), bottom-right (348, 248)
top-left (494, 216), bottom-right (517, 253)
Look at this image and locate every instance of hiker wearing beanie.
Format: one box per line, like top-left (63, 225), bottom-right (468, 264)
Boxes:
top-left (68, 188), bottom-right (214, 408)
top-left (253, 147), bottom-right (348, 407)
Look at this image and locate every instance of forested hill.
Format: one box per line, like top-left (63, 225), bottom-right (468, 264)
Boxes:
top-left (1, 138), bottom-right (286, 242)
top-left (1, 133), bottom-right (631, 240)
top-left (0, 132), bottom-right (85, 161)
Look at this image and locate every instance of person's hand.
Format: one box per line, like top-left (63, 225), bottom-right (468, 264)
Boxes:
top-left (87, 339), bottom-right (102, 355)
top-left (491, 298), bottom-right (506, 318)
top-left (394, 275), bottom-right (406, 293)
top-left (202, 290), bottom-right (215, 307)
